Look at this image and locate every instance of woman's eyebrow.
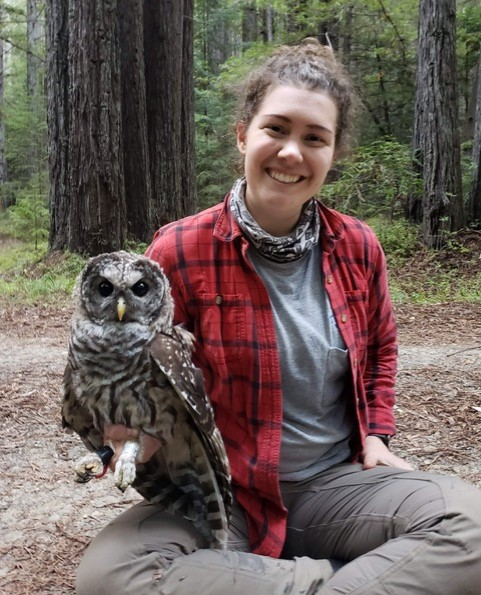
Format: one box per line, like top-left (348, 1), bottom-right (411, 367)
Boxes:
top-left (261, 113), bottom-right (333, 134)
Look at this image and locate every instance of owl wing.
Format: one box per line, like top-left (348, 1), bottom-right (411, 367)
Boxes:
top-left (61, 361), bottom-right (104, 453)
top-left (146, 325), bottom-right (232, 548)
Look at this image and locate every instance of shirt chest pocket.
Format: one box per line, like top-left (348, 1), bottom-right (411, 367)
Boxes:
top-left (197, 293), bottom-right (249, 363)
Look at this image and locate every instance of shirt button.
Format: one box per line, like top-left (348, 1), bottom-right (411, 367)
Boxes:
top-left (341, 313), bottom-right (348, 323)
top-left (327, 275), bottom-right (333, 284)
top-left (215, 295), bottom-right (222, 305)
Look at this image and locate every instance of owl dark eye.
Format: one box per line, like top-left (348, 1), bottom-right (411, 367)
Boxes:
top-left (98, 280), bottom-right (114, 297)
top-left (131, 280), bottom-right (149, 297)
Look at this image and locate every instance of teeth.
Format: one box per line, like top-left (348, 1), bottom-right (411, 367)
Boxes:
top-left (269, 170), bottom-right (302, 184)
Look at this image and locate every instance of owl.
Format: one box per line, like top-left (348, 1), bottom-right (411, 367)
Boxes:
top-left (61, 251), bottom-right (232, 549)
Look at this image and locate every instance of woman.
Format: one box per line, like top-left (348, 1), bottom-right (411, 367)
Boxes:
top-left (77, 40), bottom-right (481, 594)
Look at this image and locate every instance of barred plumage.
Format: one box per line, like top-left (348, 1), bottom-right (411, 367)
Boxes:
top-left (61, 251), bottom-right (232, 549)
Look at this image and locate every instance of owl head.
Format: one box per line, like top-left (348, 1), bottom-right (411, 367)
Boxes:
top-left (74, 251), bottom-right (174, 333)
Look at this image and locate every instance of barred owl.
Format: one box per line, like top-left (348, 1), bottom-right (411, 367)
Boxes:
top-left (61, 251), bottom-right (231, 549)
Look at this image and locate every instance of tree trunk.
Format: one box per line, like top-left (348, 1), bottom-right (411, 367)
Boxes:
top-left (0, 4), bottom-right (7, 188)
top-left (46, 0), bottom-right (69, 251)
top-left (180, 0), bottom-right (196, 218)
top-left (204, 0), bottom-right (231, 72)
top-left (118, 0), bottom-right (152, 242)
top-left (263, 7), bottom-right (274, 43)
top-left (318, 0), bottom-right (338, 50)
top-left (340, 3), bottom-right (353, 67)
top-left (27, 0), bottom-right (46, 182)
top-left (242, 3), bottom-right (259, 43)
top-left (412, 0), bottom-right (463, 248)
top-left (144, 0), bottom-right (195, 228)
top-left (27, 0), bottom-right (44, 98)
top-left (47, 0), bottom-right (196, 254)
top-left (286, 0), bottom-right (308, 35)
top-left (67, 0), bottom-right (126, 254)
top-left (468, 51), bottom-right (481, 226)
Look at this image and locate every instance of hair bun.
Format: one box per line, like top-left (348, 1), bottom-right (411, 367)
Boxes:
top-left (300, 37), bottom-right (322, 47)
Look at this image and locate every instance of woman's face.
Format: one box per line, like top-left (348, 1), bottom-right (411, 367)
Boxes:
top-left (236, 84), bottom-right (338, 236)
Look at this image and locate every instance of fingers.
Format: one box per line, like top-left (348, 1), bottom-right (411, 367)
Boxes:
top-left (104, 423), bottom-right (139, 441)
top-left (102, 425), bottom-right (138, 470)
top-left (362, 453), bottom-right (414, 471)
top-left (102, 424), bottom-right (162, 467)
top-left (136, 433), bottom-right (162, 463)
top-left (385, 453), bottom-right (414, 471)
top-left (363, 435), bottom-right (414, 471)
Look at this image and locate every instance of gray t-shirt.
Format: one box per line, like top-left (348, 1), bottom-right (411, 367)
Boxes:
top-left (248, 245), bottom-right (354, 481)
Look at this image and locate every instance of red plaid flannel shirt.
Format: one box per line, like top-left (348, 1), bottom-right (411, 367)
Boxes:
top-left (145, 194), bottom-right (397, 558)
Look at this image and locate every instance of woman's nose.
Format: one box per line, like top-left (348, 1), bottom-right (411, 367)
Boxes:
top-left (278, 139), bottom-right (303, 163)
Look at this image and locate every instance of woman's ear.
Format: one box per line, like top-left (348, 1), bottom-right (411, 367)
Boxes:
top-left (236, 122), bottom-right (247, 154)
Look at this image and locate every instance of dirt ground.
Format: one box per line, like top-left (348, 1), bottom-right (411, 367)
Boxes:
top-left (1, 301), bottom-right (481, 593)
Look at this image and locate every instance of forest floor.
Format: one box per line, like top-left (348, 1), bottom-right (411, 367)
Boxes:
top-left (1, 297), bottom-right (481, 593)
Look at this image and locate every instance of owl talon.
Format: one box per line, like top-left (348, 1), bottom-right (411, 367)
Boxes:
top-left (113, 440), bottom-right (139, 492)
top-left (114, 461), bottom-right (137, 491)
top-left (74, 452), bottom-right (104, 483)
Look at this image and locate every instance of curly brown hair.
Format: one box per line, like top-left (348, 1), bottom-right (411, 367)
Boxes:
top-left (236, 39), bottom-right (356, 156)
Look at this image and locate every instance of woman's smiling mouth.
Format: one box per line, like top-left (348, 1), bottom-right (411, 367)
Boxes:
top-left (267, 169), bottom-right (305, 184)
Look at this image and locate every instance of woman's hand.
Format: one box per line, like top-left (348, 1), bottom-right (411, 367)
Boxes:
top-left (103, 424), bottom-right (162, 469)
top-left (362, 435), bottom-right (414, 471)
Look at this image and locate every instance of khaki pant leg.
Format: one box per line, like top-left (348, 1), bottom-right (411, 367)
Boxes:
top-left (326, 473), bottom-right (481, 595)
top-left (76, 501), bottom-right (201, 595)
top-left (282, 464), bottom-right (481, 594)
top-left (76, 499), bottom-right (335, 595)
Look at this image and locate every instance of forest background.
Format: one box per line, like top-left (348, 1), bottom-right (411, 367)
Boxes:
top-left (1, 3), bottom-right (481, 591)
top-left (0, 0), bottom-right (481, 303)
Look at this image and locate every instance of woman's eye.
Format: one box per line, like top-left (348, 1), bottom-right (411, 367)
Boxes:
top-left (265, 124), bottom-right (284, 135)
top-left (131, 281), bottom-right (149, 297)
top-left (306, 135), bottom-right (325, 145)
top-left (98, 280), bottom-right (114, 297)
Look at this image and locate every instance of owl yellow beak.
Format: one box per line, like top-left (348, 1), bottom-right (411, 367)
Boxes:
top-left (117, 297), bottom-right (126, 321)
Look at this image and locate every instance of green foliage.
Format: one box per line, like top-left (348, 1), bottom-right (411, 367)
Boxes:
top-left (389, 267), bottom-right (481, 305)
top-left (194, 46), bottom-right (270, 210)
top-left (321, 139), bottom-right (422, 219)
top-left (195, 56), bottom-right (237, 209)
top-left (0, 240), bottom-right (86, 305)
top-left (3, 10), bottom-right (47, 184)
top-left (367, 216), bottom-right (420, 264)
top-left (3, 178), bottom-right (49, 247)
top-left (216, 42), bottom-right (275, 90)
top-left (123, 239), bottom-right (148, 255)
top-left (458, 1), bottom-right (481, 93)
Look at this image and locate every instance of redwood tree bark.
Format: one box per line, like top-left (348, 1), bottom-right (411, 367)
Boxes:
top-left (47, 0), bottom-right (196, 255)
top-left (46, 0), bottom-right (69, 251)
top-left (0, 5), bottom-right (7, 188)
top-left (412, 0), bottom-right (463, 247)
top-left (144, 0), bottom-right (196, 228)
top-left (118, 0), bottom-right (152, 242)
top-left (67, 0), bottom-right (126, 254)
top-left (27, 0), bottom-right (44, 98)
top-left (468, 51), bottom-right (481, 226)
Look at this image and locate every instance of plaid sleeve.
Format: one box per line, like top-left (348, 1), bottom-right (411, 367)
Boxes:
top-left (364, 238), bottom-right (397, 435)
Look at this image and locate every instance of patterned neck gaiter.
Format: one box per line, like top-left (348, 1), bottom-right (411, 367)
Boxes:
top-left (229, 177), bottom-right (320, 263)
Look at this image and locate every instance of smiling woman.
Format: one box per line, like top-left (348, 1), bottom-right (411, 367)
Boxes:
top-left (75, 39), bottom-right (481, 595)
top-left (236, 86), bottom-right (338, 235)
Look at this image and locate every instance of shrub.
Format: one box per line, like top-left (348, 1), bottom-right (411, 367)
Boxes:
top-left (321, 138), bottom-right (422, 219)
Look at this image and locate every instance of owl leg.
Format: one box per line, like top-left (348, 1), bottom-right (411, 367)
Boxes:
top-left (113, 440), bottom-right (140, 492)
top-left (74, 445), bottom-right (114, 483)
